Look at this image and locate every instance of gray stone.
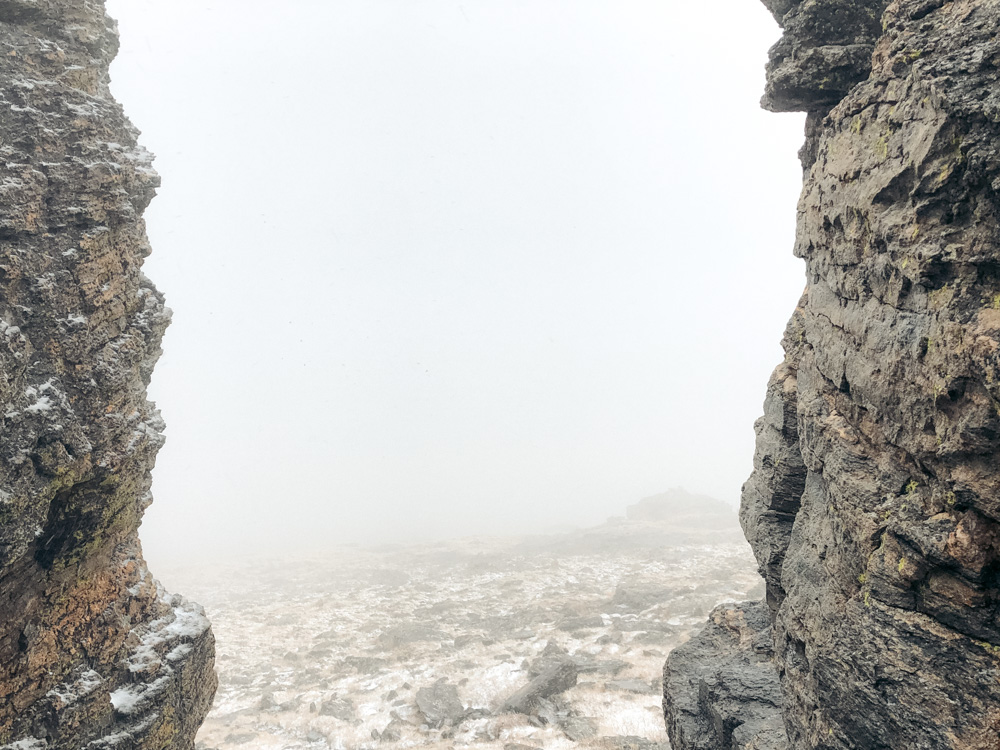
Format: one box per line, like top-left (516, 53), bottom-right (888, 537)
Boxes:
top-left (606, 679), bottom-right (657, 695)
top-left (556, 615), bottom-right (605, 631)
top-left (595, 736), bottom-right (667, 750)
top-left (499, 661), bottom-right (578, 715)
top-left (415, 679), bottom-right (465, 728)
top-left (560, 716), bottom-right (598, 741)
top-left (663, 601), bottom-right (786, 750)
top-left (574, 658), bottom-right (629, 676)
top-left (378, 719), bottom-right (408, 743)
top-left (340, 655), bottom-right (389, 674)
top-left (610, 583), bottom-right (681, 613)
top-left (527, 640), bottom-right (574, 676)
top-left (378, 624), bottom-right (448, 649)
top-left (319, 697), bottom-right (355, 721)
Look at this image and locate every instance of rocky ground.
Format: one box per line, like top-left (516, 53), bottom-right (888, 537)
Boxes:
top-left (154, 492), bottom-right (761, 750)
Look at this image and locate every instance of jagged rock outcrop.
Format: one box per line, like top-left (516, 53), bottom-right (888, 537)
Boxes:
top-left (666, 1), bottom-right (1000, 749)
top-left (0, 2), bottom-right (216, 748)
top-left (663, 601), bottom-right (786, 750)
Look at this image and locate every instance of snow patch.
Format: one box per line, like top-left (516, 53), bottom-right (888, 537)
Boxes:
top-left (4, 739), bottom-right (48, 750)
top-left (46, 669), bottom-right (103, 707)
top-left (165, 643), bottom-right (193, 662)
top-left (109, 676), bottom-right (168, 716)
top-left (24, 396), bottom-right (53, 413)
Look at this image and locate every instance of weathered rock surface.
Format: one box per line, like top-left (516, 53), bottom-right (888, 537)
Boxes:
top-left (415, 680), bottom-right (465, 728)
top-left (499, 661), bottom-right (578, 715)
top-left (663, 601), bottom-right (786, 750)
top-left (0, 1), bottom-right (216, 748)
top-left (667, 1), bottom-right (1000, 749)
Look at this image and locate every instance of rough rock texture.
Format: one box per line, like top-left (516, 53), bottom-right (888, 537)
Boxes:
top-left (666, 1), bottom-right (1000, 749)
top-left (662, 601), bottom-right (786, 750)
top-left (760, 0), bottom-right (890, 113)
top-left (0, 1), bottom-right (216, 748)
top-left (499, 661), bottom-right (578, 715)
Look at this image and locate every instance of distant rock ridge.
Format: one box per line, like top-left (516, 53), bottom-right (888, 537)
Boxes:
top-left (0, 1), bottom-right (215, 748)
top-left (513, 488), bottom-right (744, 557)
top-left (625, 488), bottom-right (734, 523)
top-left (664, 2), bottom-right (1000, 749)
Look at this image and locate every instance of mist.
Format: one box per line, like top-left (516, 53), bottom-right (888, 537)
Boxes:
top-left (103, 0), bottom-right (806, 566)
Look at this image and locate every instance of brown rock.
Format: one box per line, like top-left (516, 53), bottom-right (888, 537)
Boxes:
top-left (0, 1), bottom-right (216, 747)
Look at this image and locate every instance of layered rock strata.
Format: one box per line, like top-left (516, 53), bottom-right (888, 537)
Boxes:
top-left (0, 1), bottom-right (216, 748)
top-left (662, 601), bottom-right (786, 750)
top-left (666, 1), bottom-right (1000, 749)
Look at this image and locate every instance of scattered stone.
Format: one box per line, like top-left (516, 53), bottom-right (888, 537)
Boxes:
top-left (416, 679), bottom-right (465, 728)
top-left (379, 719), bottom-right (408, 742)
top-left (161, 492), bottom-right (761, 750)
top-left (532, 697), bottom-right (563, 726)
top-left (610, 583), bottom-right (680, 613)
top-left (378, 624), bottom-right (448, 649)
top-left (223, 734), bottom-right (257, 746)
top-left (614, 619), bottom-right (672, 634)
top-left (560, 716), bottom-right (598, 741)
top-left (527, 641), bottom-right (573, 676)
top-left (629, 630), bottom-right (670, 645)
top-left (499, 660), bottom-right (578, 714)
top-left (574, 657), bottom-right (629, 676)
top-left (319, 696), bottom-right (355, 721)
top-left (341, 656), bottom-right (389, 674)
top-left (390, 705), bottom-right (423, 725)
top-left (556, 615), bottom-right (605, 631)
top-left (460, 707), bottom-right (492, 722)
top-left (595, 735), bottom-right (667, 750)
top-left (606, 679), bottom-right (657, 695)
top-left (369, 569), bottom-right (410, 587)
top-left (259, 692), bottom-right (277, 710)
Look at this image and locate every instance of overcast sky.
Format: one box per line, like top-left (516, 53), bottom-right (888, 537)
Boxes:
top-left (103, 0), bottom-right (806, 566)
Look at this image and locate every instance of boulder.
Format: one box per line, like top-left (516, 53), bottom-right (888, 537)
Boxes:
top-left (415, 679), bottom-right (465, 728)
top-left (499, 661), bottom-right (577, 715)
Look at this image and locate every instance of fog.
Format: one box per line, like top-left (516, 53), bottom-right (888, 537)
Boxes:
top-left (103, 0), bottom-right (806, 566)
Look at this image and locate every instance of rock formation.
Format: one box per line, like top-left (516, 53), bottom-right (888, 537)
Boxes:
top-left (0, 1), bottom-right (216, 748)
top-left (662, 601), bottom-right (785, 750)
top-left (665, 1), bottom-right (1000, 748)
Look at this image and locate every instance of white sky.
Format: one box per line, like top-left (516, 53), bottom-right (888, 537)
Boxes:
top-left (104, 0), bottom-right (806, 565)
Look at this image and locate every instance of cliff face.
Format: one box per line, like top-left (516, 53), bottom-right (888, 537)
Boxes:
top-left (665, 1), bottom-right (1000, 749)
top-left (0, 2), bottom-right (216, 748)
